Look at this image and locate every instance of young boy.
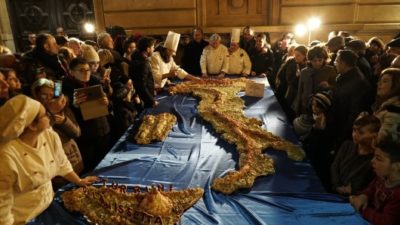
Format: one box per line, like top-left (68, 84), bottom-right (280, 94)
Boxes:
top-left (350, 140), bottom-right (400, 225)
top-left (331, 115), bottom-right (381, 195)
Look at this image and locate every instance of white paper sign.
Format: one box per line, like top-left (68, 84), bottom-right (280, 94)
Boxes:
top-left (245, 81), bottom-right (265, 97)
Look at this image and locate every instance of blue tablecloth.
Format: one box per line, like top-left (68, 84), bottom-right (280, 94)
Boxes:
top-left (31, 78), bottom-right (370, 225)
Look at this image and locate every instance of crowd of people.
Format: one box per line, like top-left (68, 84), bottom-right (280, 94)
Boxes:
top-left (0, 25), bottom-right (399, 224)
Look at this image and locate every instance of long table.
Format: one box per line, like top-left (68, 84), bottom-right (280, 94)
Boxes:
top-left (30, 78), bottom-right (370, 225)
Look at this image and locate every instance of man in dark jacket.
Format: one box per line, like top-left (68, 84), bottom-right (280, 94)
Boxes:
top-left (331, 50), bottom-right (373, 150)
top-left (181, 28), bottom-right (208, 76)
top-left (20, 33), bottom-right (69, 84)
top-left (239, 26), bottom-right (256, 55)
top-left (326, 36), bottom-right (345, 67)
top-left (249, 33), bottom-right (274, 79)
top-left (345, 40), bottom-right (374, 89)
top-left (97, 32), bottom-right (125, 82)
top-left (129, 36), bottom-right (158, 109)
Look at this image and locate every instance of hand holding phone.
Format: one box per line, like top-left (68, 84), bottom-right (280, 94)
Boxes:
top-left (103, 68), bottom-right (111, 79)
top-left (54, 80), bottom-right (62, 98)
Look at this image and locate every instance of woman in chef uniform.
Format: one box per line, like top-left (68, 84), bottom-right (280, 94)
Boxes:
top-left (0, 95), bottom-right (98, 225)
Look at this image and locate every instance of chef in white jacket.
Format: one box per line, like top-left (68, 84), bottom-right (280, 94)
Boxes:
top-left (0, 95), bottom-right (98, 225)
top-left (200, 33), bottom-right (229, 78)
top-left (150, 31), bottom-right (199, 89)
top-left (227, 28), bottom-right (252, 76)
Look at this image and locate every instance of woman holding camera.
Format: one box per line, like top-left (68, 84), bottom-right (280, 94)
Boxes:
top-left (31, 78), bottom-right (84, 177)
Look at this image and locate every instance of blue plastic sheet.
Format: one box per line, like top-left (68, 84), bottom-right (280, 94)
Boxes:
top-left (31, 78), bottom-right (370, 225)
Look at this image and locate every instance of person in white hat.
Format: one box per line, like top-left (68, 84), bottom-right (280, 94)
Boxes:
top-left (150, 31), bottom-right (199, 89)
top-left (200, 33), bottom-right (229, 78)
top-left (0, 95), bottom-right (98, 225)
top-left (227, 28), bottom-right (251, 76)
top-left (82, 44), bottom-right (100, 73)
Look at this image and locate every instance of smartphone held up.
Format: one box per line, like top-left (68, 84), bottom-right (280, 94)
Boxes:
top-left (54, 80), bottom-right (62, 98)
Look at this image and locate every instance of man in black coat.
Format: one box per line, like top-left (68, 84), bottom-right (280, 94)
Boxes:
top-left (331, 50), bottom-right (373, 150)
top-left (20, 33), bottom-right (69, 84)
top-left (239, 26), bottom-right (256, 56)
top-left (129, 36), bottom-right (158, 109)
top-left (181, 28), bottom-right (208, 76)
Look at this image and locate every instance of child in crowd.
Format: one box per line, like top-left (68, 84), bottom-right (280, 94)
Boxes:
top-left (298, 91), bottom-right (335, 190)
top-left (0, 68), bottom-right (22, 97)
top-left (331, 115), bottom-right (380, 195)
top-left (350, 140), bottom-right (400, 225)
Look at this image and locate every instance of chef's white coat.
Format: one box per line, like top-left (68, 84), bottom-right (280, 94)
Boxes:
top-left (200, 44), bottom-right (229, 75)
top-left (227, 48), bottom-right (252, 75)
top-left (0, 128), bottom-right (73, 225)
top-left (150, 51), bottom-right (188, 88)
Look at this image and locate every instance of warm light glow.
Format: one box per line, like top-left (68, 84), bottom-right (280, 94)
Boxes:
top-left (307, 17), bottom-right (321, 30)
top-left (294, 24), bottom-right (307, 37)
top-left (84, 23), bottom-right (95, 33)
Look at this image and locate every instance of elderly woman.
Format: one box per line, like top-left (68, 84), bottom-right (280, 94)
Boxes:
top-left (372, 68), bottom-right (400, 142)
top-left (31, 78), bottom-right (84, 176)
top-left (200, 33), bottom-right (229, 78)
top-left (0, 95), bottom-right (97, 225)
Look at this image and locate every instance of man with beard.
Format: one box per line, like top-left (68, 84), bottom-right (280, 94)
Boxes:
top-left (129, 37), bottom-right (158, 108)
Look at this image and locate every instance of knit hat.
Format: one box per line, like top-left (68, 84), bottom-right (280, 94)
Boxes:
top-left (82, 44), bottom-right (100, 62)
top-left (0, 95), bottom-right (41, 142)
top-left (112, 82), bottom-right (129, 100)
top-left (312, 91), bottom-right (332, 111)
top-left (97, 49), bottom-right (114, 67)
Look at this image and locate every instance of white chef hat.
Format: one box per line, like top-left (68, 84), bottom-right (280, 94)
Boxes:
top-left (0, 95), bottom-right (41, 142)
top-left (231, 28), bottom-right (241, 44)
top-left (163, 31), bottom-right (181, 52)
